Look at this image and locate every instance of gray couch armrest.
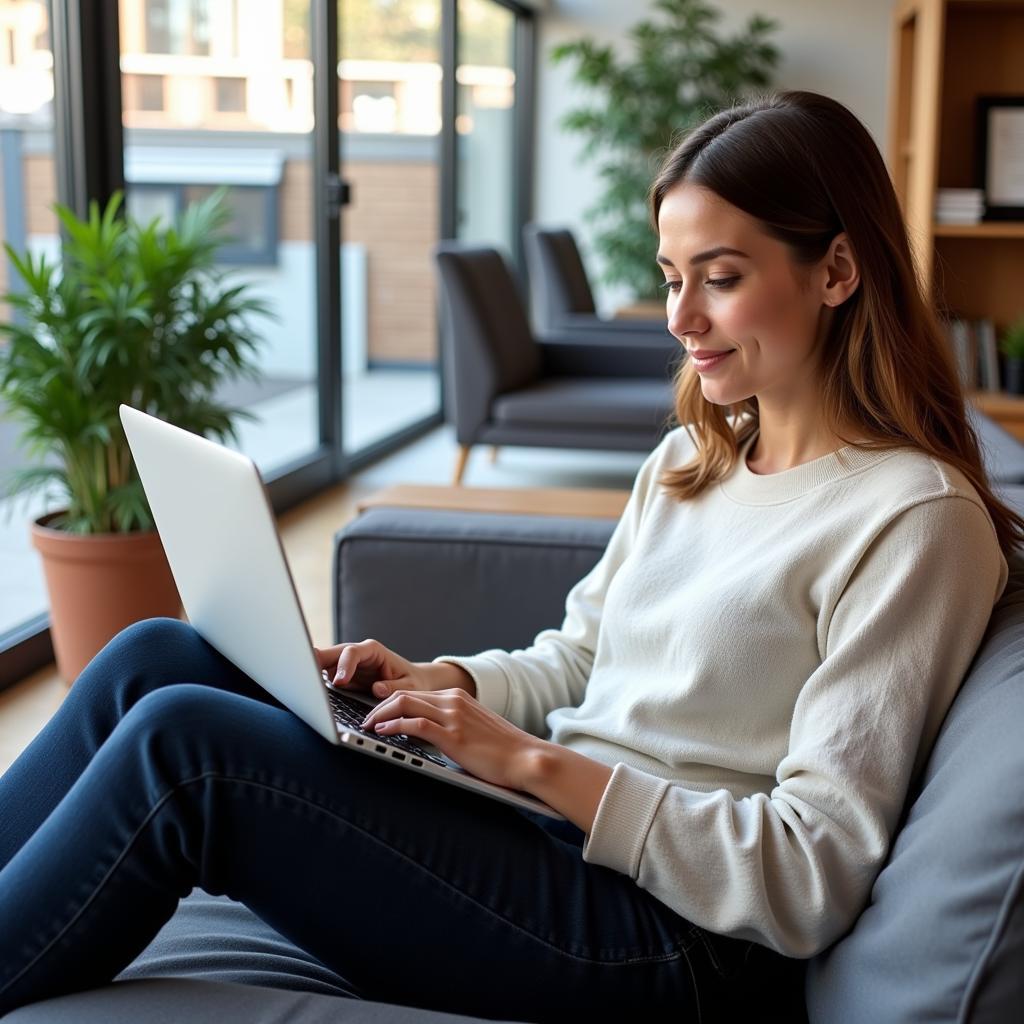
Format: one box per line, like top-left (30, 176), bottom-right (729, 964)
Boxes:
top-left (332, 507), bottom-right (616, 659)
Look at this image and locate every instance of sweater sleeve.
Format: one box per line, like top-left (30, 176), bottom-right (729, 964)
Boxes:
top-left (580, 494), bottom-right (1008, 957)
top-left (431, 438), bottom-right (669, 738)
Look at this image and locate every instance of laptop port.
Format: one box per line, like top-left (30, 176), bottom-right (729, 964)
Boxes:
top-left (411, 758), bottom-right (423, 767)
top-left (391, 751), bottom-right (406, 761)
top-left (375, 744), bottom-right (387, 753)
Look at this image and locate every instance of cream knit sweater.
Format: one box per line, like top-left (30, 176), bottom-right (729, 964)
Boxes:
top-left (437, 424), bottom-right (1008, 957)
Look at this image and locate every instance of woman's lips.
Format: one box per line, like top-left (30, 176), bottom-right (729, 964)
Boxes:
top-left (690, 349), bottom-right (735, 372)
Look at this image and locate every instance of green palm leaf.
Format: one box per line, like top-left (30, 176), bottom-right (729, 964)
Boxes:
top-left (0, 190), bottom-right (273, 535)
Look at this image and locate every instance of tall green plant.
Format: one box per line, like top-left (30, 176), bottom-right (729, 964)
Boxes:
top-left (551, 0), bottom-right (780, 299)
top-left (0, 190), bottom-right (273, 535)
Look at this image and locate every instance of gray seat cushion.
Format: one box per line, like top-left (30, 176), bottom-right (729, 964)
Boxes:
top-left (116, 888), bottom-right (358, 996)
top-left (491, 378), bottom-right (674, 431)
top-left (5, 889), bottom-right (522, 1023)
top-left (805, 551), bottom-right (1024, 1022)
top-left (4, 978), bottom-right (513, 1024)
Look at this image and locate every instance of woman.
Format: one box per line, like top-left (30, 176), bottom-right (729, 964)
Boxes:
top-left (1, 90), bottom-right (1019, 1021)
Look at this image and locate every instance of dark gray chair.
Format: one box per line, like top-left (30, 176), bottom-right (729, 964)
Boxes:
top-left (522, 224), bottom-right (667, 337)
top-left (433, 242), bottom-right (679, 484)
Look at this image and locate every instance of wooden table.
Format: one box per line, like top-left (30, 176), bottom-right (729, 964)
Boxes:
top-left (356, 484), bottom-right (629, 520)
top-left (968, 390), bottom-right (1024, 443)
top-left (611, 300), bottom-right (665, 321)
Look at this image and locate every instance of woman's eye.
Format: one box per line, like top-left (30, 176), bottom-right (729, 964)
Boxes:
top-left (659, 276), bottom-right (739, 294)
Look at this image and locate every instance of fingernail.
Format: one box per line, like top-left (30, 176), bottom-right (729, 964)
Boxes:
top-left (373, 682), bottom-right (388, 698)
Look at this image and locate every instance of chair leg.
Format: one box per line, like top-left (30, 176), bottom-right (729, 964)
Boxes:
top-left (452, 445), bottom-right (471, 485)
top-left (488, 445), bottom-right (500, 464)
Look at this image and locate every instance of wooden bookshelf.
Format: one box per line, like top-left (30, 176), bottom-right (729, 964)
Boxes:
top-left (889, 0), bottom-right (1024, 333)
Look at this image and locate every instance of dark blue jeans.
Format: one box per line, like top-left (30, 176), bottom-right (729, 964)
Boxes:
top-left (0, 618), bottom-right (803, 1022)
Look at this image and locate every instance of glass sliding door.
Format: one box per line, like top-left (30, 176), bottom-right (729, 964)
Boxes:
top-left (0, 0), bottom-right (60, 650)
top-left (338, 0), bottom-right (443, 456)
top-left (455, 0), bottom-right (516, 253)
top-left (119, 0), bottom-right (322, 477)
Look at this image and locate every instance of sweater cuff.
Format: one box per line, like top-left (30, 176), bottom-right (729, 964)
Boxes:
top-left (582, 762), bottom-right (671, 878)
top-left (432, 654), bottom-right (510, 717)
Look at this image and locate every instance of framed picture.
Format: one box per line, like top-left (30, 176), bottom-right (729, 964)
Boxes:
top-left (976, 96), bottom-right (1024, 221)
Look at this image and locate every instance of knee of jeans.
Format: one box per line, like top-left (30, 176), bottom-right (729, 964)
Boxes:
top-left (121, 684), bottom-right (235, 751)
top-left (109, 616), bottom-right (195, 654)
top-left (84, 617), bottom-right (202, 712)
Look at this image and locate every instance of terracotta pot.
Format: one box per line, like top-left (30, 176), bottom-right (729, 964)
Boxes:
top-left (31, 512), bottom-right (183, 684)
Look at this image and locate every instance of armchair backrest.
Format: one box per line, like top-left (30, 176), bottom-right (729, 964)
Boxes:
top-left (523, 225), bottom-right (597, 332)
top-left (433, 244), bottom-right (541, 442)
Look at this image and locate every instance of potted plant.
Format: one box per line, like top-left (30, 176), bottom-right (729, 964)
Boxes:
top-left (1000, 316), bottom-right (1024, 395)
top-left (551, 0), bottom-right (780, 301)
top-left (0, 191), bottom-right (272, 682)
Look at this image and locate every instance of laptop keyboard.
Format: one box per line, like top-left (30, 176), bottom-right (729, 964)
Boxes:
top-left (326, 688), bottom-right (449, 768)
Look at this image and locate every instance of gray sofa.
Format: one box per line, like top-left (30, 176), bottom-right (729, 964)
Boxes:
top-left (8, 418), bottom-right (1024, 1022)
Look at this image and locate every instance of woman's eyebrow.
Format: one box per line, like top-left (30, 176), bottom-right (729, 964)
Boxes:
top-left (656, 246), bottom-right (750, 268)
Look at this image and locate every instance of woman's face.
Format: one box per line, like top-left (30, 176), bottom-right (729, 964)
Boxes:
top-left (656, 182), bottom-right (836, 409)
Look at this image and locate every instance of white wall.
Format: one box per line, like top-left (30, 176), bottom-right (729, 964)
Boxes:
top-left (533, 0), bottom-right (895, 314)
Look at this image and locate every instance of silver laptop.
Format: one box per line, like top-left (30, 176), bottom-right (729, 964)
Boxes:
top-left (119, 404), bottom-right (564, 820)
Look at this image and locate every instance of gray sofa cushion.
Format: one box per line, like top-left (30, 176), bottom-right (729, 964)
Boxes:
top-left (491, 378), bottom-right (674, 431)
top-left (333, 508), bottom-right (615, 658)
top-left (116, 889), bottom-right (358, 996)
top-left (805, 551), bottom-right (1024, 1022)
top-left (3, 978), bottom-right (515, 1024)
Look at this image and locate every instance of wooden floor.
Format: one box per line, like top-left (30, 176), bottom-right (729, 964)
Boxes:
top-left (0, 427), bottom-right (642, 774)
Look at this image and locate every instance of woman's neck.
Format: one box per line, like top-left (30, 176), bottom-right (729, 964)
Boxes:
top-left (746, 411), bottom-right (859, 476)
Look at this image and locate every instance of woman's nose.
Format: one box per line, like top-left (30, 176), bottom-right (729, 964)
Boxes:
top-left (666, 289), bottom-right (709, 341)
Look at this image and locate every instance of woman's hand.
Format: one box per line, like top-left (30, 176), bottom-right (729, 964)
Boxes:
top-left (313, 639), bottom-right (476, 700)
top-left (359, 688), bottom-right (544, 793)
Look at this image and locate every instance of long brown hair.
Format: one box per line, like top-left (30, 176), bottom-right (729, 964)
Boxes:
top-left (650, 89), bottom-right (1024, 555)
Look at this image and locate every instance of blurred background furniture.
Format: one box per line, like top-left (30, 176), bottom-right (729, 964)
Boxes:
top-left (522, 223), bottom-right (668, 338)
top-left (433, 243), bottom-right (679, 484)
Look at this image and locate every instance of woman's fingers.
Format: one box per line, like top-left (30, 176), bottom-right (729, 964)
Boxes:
top-left (313, 644), bottom-right (345, 670)
top-left (361, 690), bottom-right (460, 730)
top-left (334, 639), bottom-right (389, 684)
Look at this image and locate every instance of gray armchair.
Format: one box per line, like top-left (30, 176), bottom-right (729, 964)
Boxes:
top-left (433, 242), bottom-right (679, 484)
top-left (522, 224), bottom-right (667, 337)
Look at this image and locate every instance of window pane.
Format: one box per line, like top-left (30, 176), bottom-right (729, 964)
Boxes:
top-left (214, 76), bottom-right (246, 113)
top-left (456, 0), bottom-right (516, 253)
top-left (121, 0), bottom-right (320, 478)
top-left (339, 0), bottom-right (442, 455)
top-left (183, 184), bottom-right (272, 258)
top-left (145, 0), bottom-right (210, 56)
top-left (0, 0), bottom-right (59, 642)
top-left (125, 185), bottom-right (177, 225)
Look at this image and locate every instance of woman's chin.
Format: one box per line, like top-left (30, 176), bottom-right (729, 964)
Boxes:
top-left (699, 380), bottom-right (751, 407)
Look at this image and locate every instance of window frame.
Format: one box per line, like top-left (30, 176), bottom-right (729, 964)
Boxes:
top-left (126, 181), bottom-right (281, 266)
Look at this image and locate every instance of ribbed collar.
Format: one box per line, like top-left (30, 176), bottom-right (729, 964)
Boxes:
top-left (720, 430), bottom-right (899, 505)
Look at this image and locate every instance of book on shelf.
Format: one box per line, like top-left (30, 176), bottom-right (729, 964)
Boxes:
top-left (934, 187), bottom-right (985, 224)
top-left (941, 314), bottom-right (1001, 392)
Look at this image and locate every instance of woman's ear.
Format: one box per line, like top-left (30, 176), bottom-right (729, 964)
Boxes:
top-left (822, 232), bottom-right (859, 308)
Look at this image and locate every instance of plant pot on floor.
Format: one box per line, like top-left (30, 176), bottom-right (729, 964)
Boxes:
top-left (31, 512), bottom-right (183, 684)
